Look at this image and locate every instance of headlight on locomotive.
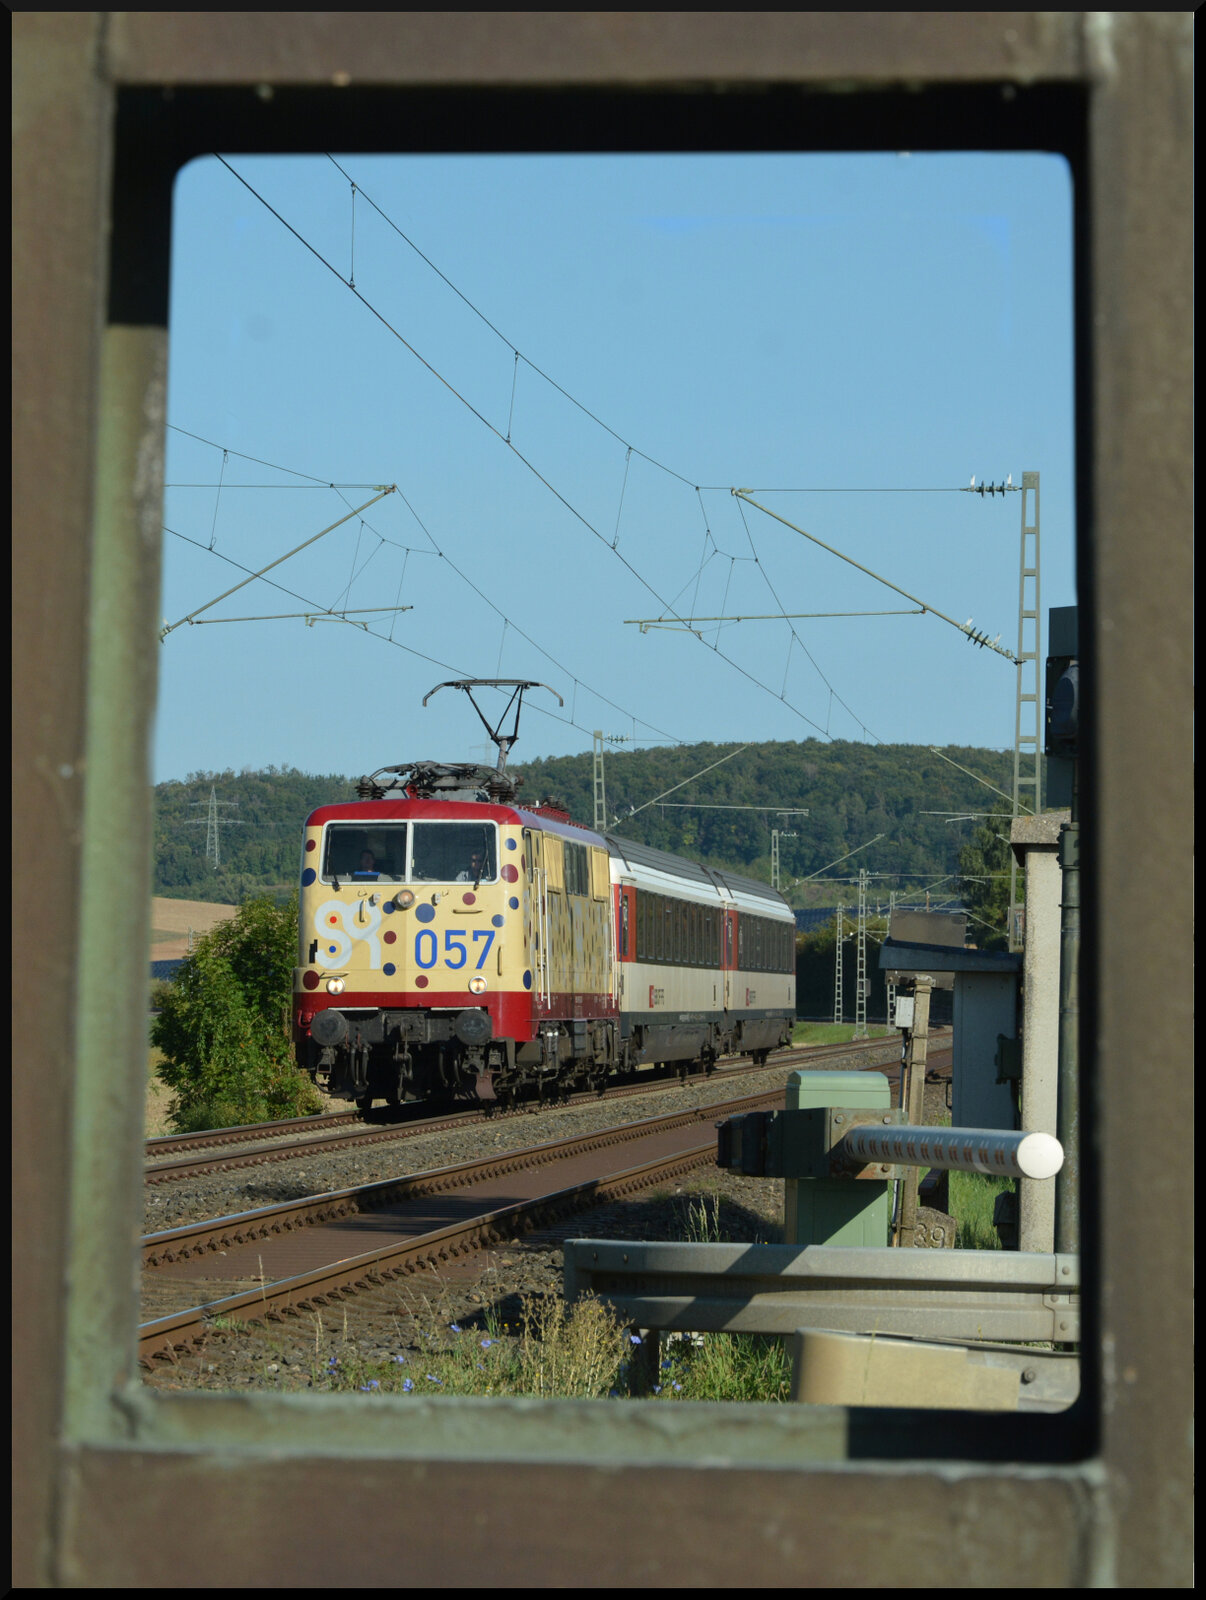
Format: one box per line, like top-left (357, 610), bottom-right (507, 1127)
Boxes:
top-left (326, 977), bottom-right (346, 994)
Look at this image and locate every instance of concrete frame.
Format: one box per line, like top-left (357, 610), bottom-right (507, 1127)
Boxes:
top-left (14, 13), bottom-right (1192, 1587)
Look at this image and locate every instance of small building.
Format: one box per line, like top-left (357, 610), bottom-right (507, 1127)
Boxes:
top-left (880, 936), bottom-right (1021, 1130)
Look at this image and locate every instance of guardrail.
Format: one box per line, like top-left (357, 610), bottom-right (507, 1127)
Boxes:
top-left (563, 1240), bottom-right (1080, 1345)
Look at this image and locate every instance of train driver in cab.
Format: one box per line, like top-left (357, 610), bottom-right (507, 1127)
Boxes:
top-left (355, 848), bottom-right (379, 879)
top-left (456, 847), bottom-right (486, 885)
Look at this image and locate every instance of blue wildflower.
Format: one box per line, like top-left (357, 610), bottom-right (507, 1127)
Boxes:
top-left (358, 1380), bottom-right (380, 1391)
top-left (394, 1354), bottom-right (407, 1364)
top-left (449, 1323), bottom-right (462, 1333)
top-left (426, 1375), bottom-right (442, 1385)
top-left (480, 1338), bottom-right (495, 1348)
top-left (653, 1385), bottom-right (662, 1394)
top-left (629, 1333), bottom-right (642, 1345)
top-left (402, 1378), bottom-right (414, 1392)
top-left (661, 1359), bottom-right (672, 1371)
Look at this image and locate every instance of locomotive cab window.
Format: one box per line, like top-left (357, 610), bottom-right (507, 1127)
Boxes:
top-left (410, 822), bottom-right (497, 884)
top-left (322, 823), bottom-right (408, 882)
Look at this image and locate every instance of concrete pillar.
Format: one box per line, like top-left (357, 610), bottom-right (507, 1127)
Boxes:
top-left (1010, 813), bottom-right (1069, 1252)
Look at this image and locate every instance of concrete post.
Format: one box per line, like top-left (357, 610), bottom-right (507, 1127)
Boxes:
top-left (1010, 813), bottom-right (1068, 1251)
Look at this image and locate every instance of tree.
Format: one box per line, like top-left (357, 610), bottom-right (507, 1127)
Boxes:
top-left (152, 892), bottom-right (321, 1130)
top-left (956, 822), bottom-right (1014, 950)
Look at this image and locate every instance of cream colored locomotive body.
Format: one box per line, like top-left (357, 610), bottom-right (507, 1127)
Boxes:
top-left (293, 797), bottom-right (794, 1108)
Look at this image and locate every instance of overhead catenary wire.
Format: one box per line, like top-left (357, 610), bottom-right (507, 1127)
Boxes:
top-left (213, 156), bottom-right (864, 744)
top-left (167, 423), bottom-right (351, 486)
top-left (161, 523), bottom-right (614, 743)
top-left (345, 480), bottom-right (684, 748)
top-left (163, 525), bottom-right (641, 745)
top-left (208, 158), bottom-right (1025, 812)
top-left (168, 425), bottom-right (682, 749)
top-left (166, 482), bottom-right (384, 489)
top-left (323, 154), bottom-right (698, 491)
top-left (643, 803), bottom-right (811, 812)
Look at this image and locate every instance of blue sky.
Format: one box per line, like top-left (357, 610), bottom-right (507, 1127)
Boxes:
top-left (157, 151), bottom-right (1074, 783)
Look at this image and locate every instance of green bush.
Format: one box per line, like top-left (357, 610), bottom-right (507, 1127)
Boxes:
top-left (151, 892), bottom-right (321, 1131)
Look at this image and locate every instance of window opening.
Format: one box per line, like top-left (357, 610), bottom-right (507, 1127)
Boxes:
top-left (409, 821), bottom-right (497, 884)
top-left (322, 822), bottom-right (408, 882)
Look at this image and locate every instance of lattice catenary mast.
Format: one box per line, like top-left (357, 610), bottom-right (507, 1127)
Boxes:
top-left (1009, 471), bottom-right (1042, 950)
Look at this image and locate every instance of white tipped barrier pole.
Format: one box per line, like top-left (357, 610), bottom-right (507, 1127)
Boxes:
top-left (841, 1125), bottom-right (1064, 1181)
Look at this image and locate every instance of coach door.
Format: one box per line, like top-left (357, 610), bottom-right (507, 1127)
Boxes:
top-left (722, 909), bottom-right (737, 1012)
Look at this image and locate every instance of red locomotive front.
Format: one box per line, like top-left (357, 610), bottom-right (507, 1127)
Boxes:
top-left (294, 780), bottom-right (617, 1110)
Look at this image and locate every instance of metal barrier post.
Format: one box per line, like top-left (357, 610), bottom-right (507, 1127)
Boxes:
top-left (895, 976), bottom-right (932, 1246)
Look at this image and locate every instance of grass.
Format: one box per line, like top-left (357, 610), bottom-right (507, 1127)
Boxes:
top-left (948, 1170), bottom-right (1013, 1250)
top-left (792, 1021), bottom-right (893, 1046)
top-left (933, 1114), bottom-right (1012, 1250)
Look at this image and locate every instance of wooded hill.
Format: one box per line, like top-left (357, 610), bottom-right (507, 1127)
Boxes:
top-left (153, 741), bottom-right (1015, 910)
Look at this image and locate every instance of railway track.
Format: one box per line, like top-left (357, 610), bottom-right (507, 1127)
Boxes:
top-left (138, 1078), bottom-right (805, 1364)
top-left (144, 1033), bottom-right (926, 1186)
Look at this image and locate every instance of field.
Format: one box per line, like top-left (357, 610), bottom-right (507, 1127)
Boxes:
top-left (149, 897), bottom-right (237, 960)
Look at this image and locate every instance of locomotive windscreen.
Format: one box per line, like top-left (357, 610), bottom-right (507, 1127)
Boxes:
top-left (321, 823), bottom-right (408, 882)
top-left (319, 821), bottom-right (499, 884)
top-left (409, 822), bottom-right (497, 884)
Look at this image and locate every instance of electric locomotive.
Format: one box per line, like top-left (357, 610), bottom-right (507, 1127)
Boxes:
top-left (292, 681), bottom-right (795, 1109)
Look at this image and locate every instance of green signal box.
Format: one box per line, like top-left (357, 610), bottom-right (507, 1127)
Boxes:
top-left (717, 1070), bottom-right (898, 1248)
top-left (785, 1070), bottom-right (895, 1248)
